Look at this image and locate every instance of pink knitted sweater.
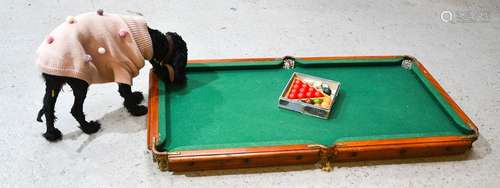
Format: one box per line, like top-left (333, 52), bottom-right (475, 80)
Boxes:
top-left (36, 12), bottom-right (153, 85)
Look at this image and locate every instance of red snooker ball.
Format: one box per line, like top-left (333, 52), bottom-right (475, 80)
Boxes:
top-left (306, 92), bottom-right (313, 98)
top-left (297, 92), bottom-right (304, 98)
top-left (314, 91), bottom-right (323, 97)
top-left (288, 93), bottom-right (297, 99)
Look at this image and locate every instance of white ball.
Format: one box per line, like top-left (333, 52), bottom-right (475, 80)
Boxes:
top-left (97, 47), bottom-right (106, 54)
top-left (321, 83), bottom-right (330, 89)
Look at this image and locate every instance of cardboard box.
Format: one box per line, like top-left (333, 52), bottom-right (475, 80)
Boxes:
top-left (278, 72), bottom-right (340, 119)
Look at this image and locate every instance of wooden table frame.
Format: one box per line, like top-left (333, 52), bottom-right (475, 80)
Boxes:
top-left (147, 56), bottom-right (478, 172)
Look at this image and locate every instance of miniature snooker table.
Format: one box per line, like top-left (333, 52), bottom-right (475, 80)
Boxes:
top-left (147, 56), bottom-right (478, 172)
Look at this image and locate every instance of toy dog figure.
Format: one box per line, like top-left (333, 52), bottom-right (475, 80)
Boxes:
top-left (35, 10), bottom-right (188, 141)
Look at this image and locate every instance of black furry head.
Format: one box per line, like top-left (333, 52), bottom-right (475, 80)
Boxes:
top-left (148, 28), bottom-right (188, 84)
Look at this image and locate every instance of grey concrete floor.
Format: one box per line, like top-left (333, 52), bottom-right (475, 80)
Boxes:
top-left (1, 0), bottom-right (499, 187)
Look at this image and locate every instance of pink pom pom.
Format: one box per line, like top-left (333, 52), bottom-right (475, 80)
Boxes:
top-left (97, 9), bottom-right (104, 16)
top-left (118, 29), bottom-right (128, 38)
top-left (47, 36), bottom-right (54, 44)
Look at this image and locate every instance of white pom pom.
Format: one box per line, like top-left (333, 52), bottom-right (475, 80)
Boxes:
top-left (97, 47), bottom-right (106, 54)
top-left (84, 54), bottom-right (92, 63)
top-left (66, 16), bottom-right (75, 24)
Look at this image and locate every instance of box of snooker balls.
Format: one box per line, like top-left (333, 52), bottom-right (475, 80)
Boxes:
top-left (278, 72), bottom-right (340, 119)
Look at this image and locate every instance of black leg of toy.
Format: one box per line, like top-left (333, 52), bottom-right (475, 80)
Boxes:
top-left (118, 83), bottom-right (147, 116)
top-left (41, 76), bottom-right (63, 142)
top-left (67, 78), bottom-right (100, 134)
top-left (171, 52), bottom-right (188, 84)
